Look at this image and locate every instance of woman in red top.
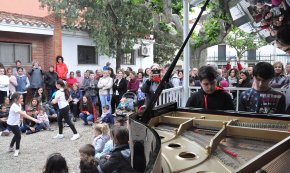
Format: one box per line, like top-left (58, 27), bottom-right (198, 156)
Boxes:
top-left (54, 56), bottom-right (68, 81)
top-left (79, 95), bottom-right (95, 125)
top-left (66, 71), bottom-right (78, 89)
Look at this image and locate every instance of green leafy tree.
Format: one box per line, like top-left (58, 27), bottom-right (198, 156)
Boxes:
top-left (149, 0), bottom-right (183, 65)
top-left (150, 0), bottom-right (234, 66)
top-left (40, 0), bottom-right (153, 70)
top-left (225, 26), bottom-right (267, 59)
top-left (189, 0), bottom-right (233, 67)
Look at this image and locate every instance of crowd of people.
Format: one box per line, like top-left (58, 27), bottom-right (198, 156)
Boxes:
top-left (247, 0), bottom-right (290, 54)
top-left (0, 53), bottom-right (290, 172)
top-left (186, 61), bottom-right (289, 114)
top-left (250, 0), bottom-right (290, 36)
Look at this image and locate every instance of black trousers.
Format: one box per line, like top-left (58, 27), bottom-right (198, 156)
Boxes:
top-left (58, 106), bottom-right (77, 134)
top-left (0, 91), bottom-right (7, 104)
top-left (69, 101), bottom-right (80, 118)
top-left (8, 125), bottom-right (21, 150)
top-left (111, 94), bottom-right (122, 114)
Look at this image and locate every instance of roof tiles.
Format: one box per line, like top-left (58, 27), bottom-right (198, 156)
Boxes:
top-left (0, 11), bottom-right (53, 28)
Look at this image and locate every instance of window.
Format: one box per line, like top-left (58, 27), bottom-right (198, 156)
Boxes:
top-left (121, 50), bottom-right (136, 65)
top-left (78, 45), bottom-right (98, 64)
top-left (218, 44), bottom-right (226, 61)
top-left (0, 42), bottom-right (31, 65)
top-left (247, 49), bottom-right (256, 60)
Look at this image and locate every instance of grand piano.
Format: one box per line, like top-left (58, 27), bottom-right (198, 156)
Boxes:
top-left (127, 0), bottom-right (290, 172)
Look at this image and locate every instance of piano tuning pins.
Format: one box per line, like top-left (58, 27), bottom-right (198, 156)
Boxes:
top-left (232, 121), bottom-right (289, 131)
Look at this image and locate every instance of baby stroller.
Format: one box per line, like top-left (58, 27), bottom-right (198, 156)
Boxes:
top-left (115, 92), bottom-right (137, 116)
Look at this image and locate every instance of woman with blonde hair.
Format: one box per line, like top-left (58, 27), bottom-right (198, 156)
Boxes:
top-left (98, 70), bottom-right (113, 113)
top-left (270, 61), bottom-right (289, 88)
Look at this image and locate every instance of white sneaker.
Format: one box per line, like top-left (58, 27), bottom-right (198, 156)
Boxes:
top-left (53, 134), bottom-right (64, 139)
top-left (9, 147), bottom-right (14, 152)
top-left (70, 133), bottom-right (80, 141)
top-left (14, 150), bottom-right (19, 157)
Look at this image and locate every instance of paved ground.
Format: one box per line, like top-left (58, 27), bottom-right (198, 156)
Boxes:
top-left (0, 120), bottom-right (93, 173)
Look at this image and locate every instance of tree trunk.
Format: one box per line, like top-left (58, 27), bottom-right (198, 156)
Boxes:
top-left (115, 37), bottom-right (122, 71)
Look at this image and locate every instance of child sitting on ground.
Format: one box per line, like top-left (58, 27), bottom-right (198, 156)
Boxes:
top-left (93, 124), bottom-right (110, 156)
top-left (37, 107), bottom-right (53, 131)
top-left (98, 126), bottom-right (137, 173)
top-left (79, 144), bottom-right (99, 173)
top-left (43, 153), bottom-right (69, 173)
top-left (0, 105), bottom-right (9, 136)
top-left (99, 105), bottom-right (114, 125)
top-left (95, 118), bottom-right (127, 160)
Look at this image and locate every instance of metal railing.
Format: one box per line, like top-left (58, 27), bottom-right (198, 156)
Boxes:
top-left (206, 54), bottom-right (290, 67)
top-left (157, 86), bottom-right (184, 107)
top-left (158, 86), bottom-right (289, 111)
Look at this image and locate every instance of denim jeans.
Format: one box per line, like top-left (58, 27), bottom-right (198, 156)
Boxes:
top-left (90, 95), bottom-right (97, 105)
top-left (79, 112), bottom-right (94, 124)
top-left (99, 94), bottom-right (112, 113)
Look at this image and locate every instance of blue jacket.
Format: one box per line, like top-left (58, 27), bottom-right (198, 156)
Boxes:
top-left (95, 139), bottom-right (113, 160)
top-left (70, 89), bottom-right (82, 100)
top-left (16, 75), bottom-right (30, 92)
top-left (93, 135), bottom-right (110, 153)
top-left (101, 113), bottom-right (114, 124)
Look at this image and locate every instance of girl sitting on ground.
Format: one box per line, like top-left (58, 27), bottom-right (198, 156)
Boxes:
top-left (93, 124), bottom-right (110, 155)
top-left (0, 105), bottom-right (9, 133)
top-left (43, 153), bottom-right (69, 173)
top-left (78, 144), bottom-right (99, 173)
top-left (79, 95), bottom-right (94, 125)
top-left (25, 98), bottom-right (41, 120)
top-left (37, 107), bottom-right (53, 131)
top-left (3, 97), bottom-right (11, 112)
top-left (21, 98), bottom-right (41, 133)
top-left (34, 87), bottom-right (47, 106)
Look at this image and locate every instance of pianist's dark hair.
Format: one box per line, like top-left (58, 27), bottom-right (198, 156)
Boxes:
top-left (276, 25), bottom-right (290, 46)
top-left (198, 66), bottom-right (218, 82)
top-left (253, 62), bottom-right (274, 80)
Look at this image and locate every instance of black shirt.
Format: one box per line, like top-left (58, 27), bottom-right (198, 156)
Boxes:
top-left (186, 87), bottom-right (234, 110)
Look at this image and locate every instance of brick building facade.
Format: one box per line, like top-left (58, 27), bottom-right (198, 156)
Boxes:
top-left (0, 11), bottom-right (61, 71)
top-left (0, 0), bottom-right (154, 73)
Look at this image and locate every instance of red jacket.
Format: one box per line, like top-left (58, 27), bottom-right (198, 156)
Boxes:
top-left (226, 62), bottom-right (243, 71)
top-left (54, 63), bottom-right (68, 80)
top-left (66, 77), bottom-right (78, 88)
